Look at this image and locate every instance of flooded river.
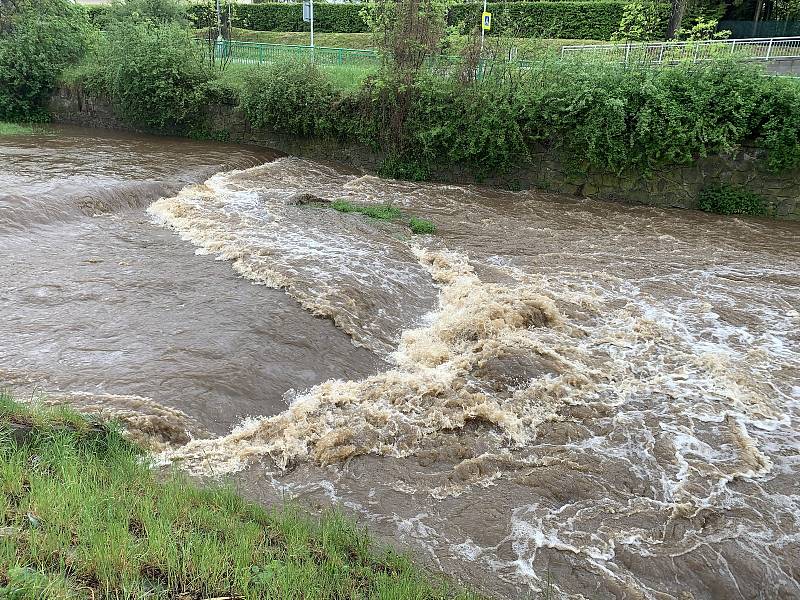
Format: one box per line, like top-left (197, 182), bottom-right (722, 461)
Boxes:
top-left (2, 126), bottom-right (798, 598)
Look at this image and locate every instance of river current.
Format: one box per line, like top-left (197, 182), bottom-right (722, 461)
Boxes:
top-left (1, 126), bottom-right (798, 599)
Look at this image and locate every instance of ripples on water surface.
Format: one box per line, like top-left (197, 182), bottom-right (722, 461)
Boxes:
top-left (1, 127), bottom-right (798, 599)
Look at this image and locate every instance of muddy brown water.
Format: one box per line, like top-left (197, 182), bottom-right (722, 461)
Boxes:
top-left (2, 126), bottom-right (798, 599)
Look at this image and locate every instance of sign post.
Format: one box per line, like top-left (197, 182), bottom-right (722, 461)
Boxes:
top-left (480, 0), bottom-right (491, 54)
top-left (303, 0), bottom-right (314, 49)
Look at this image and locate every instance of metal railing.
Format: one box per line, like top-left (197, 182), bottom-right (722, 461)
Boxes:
top-left (207, 40), bottom-right (380, 67)
top-left (560, 36), bottom-right (800, 64)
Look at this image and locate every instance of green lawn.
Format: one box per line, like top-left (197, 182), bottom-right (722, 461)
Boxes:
top-left (208, 28), bottom-right (608, 57)
top-left (217, 62), bottom-right (377, 93)
top-left (222, 28), bottom-right (378, 49)
top-left (0, 394), bottom-right (477, 599)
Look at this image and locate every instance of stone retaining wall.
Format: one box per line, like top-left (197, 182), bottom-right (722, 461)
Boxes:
top-left (49, 86), bottom-right (800, 219)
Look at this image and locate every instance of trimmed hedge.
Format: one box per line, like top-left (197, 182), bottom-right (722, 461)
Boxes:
top-left (184, 2), bottom-right (652, 40)
top-left (84, 1), bottom-right (671, 40)
top-left (451, 2), bottom-right (638, 39)
top-left (187, 3), bottom-right (369, 33)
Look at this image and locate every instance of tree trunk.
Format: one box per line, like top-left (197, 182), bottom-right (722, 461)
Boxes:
top-left (751, 0), bottom-right (764, 37)
top-left (666, 0), bottom-right (688, 39)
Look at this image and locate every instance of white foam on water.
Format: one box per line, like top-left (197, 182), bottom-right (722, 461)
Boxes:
top-left (142, 161), bottom-right (800, 599)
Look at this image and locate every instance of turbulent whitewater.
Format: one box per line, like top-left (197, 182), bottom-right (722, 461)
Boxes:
top-left (2, 129), bottom-right (799, 599)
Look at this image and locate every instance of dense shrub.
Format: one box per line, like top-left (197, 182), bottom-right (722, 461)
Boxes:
top-left (698, 185), bottom-right (769, 215)
top-left (510, 59), bottom-right (800, 174)
top-left (107, 0), bottom-right (188, 25)
top-left (102, 22), bottom-right (212, 130)
top-left (391, 75), bottom-right (527, 179)
top-left (83, 5), bottom-right (111, 27)
top-left (362, 59), bottom-right (800, 179)
top-left (239, 60), bottom-right (337, 136)
top-left (612, 0), bottom-right (671, 41)
top-left (0, 0), bottom-right (92, 121)
top-left (753, 76), bottom-right (800, 172)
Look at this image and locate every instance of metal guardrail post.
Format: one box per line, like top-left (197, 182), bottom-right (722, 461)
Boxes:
top-left (766, 39), bottom-right (774, 60)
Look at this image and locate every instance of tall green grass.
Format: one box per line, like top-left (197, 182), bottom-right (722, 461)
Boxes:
top-left (0, 394), bottom-right (475, 599)
top-left (0, 122), bottom-right (33, 135)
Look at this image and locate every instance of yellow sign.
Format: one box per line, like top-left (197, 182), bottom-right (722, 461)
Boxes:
top-left (482, 11), bottom-right (492, 31)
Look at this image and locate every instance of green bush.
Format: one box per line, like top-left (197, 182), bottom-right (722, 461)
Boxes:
top-left (102, 21), bottom-right (213, 130)
top-left (106, 0), bottom-right (188, 25)
top-left (698, 185), bottom-right (769, 215)
top-left (360, 59), bottom-right (800, 180)
top-left (753, 76), bottom-right (800, 172)
top-left (83, 5), bottom-right (110, 27)
top-left (239, 60), bottom-right (337, 136)
top-left (398, 75), bottom-right (527, 179)
top-left (612, 0), bottom-right (670, 41)
top-left (514, 59), bottom-right (795, 174)
top-left (0, 0), bottom-right (92, 121)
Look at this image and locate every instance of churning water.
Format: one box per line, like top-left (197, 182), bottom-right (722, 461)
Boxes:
top-left (2, 127), bottom-right (798, 598)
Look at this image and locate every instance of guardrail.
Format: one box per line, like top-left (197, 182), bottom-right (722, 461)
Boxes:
top-left (206, 40), bottom-right (380, 67)
top-left (560, 36), bottom-right (800, 63)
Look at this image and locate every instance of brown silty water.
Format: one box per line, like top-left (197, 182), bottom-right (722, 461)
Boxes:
top-left (2, 126), bottom-right (798, 599)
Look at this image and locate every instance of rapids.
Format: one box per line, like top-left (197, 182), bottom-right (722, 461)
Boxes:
top-left (1, 126), bottom-right (798, 599)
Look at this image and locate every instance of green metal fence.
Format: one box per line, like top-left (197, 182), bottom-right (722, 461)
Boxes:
top-left (211, 40), bottom-right (380, 67)
top-left (207, 40), bottom-right (522, 79)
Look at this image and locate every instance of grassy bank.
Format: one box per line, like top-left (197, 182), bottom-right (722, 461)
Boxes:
top-left (0, 394), bottom-right (476, 599)
top-left (218, 62), bottom-right (376, 94)
top-left (0, 122), bottom-right (32, 135)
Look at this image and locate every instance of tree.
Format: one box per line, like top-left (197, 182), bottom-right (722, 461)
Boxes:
top-left (666, 0), bottom-right (688, 38)
top-left (613, 0), bottom-right (666, 41)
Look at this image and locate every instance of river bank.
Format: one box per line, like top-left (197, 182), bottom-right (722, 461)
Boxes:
top-left (0, 394), bottom-right (477, 599)
top-left (48, 85), bottom-right (800, 219)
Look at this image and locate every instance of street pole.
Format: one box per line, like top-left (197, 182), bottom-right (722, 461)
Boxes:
top-left (310, 0), bottom-right (314, 49)
top-left (480, 0), bottom-right (487, 55)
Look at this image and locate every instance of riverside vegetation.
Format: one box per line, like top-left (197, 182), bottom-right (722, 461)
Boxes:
top-left (3, 0), bottom-right (800, 216)
top-left (0, 394), bottom-right (477, 598)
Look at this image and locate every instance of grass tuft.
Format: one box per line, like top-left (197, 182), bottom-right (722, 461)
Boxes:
top-left (326, 200), bottom-right (437, 235)
top-left (409, 217), bottom-right (436, 235)
top-left (0, 393), bottom-right (474, 599)
top-left (330, 199), bottom-right (403, 221)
